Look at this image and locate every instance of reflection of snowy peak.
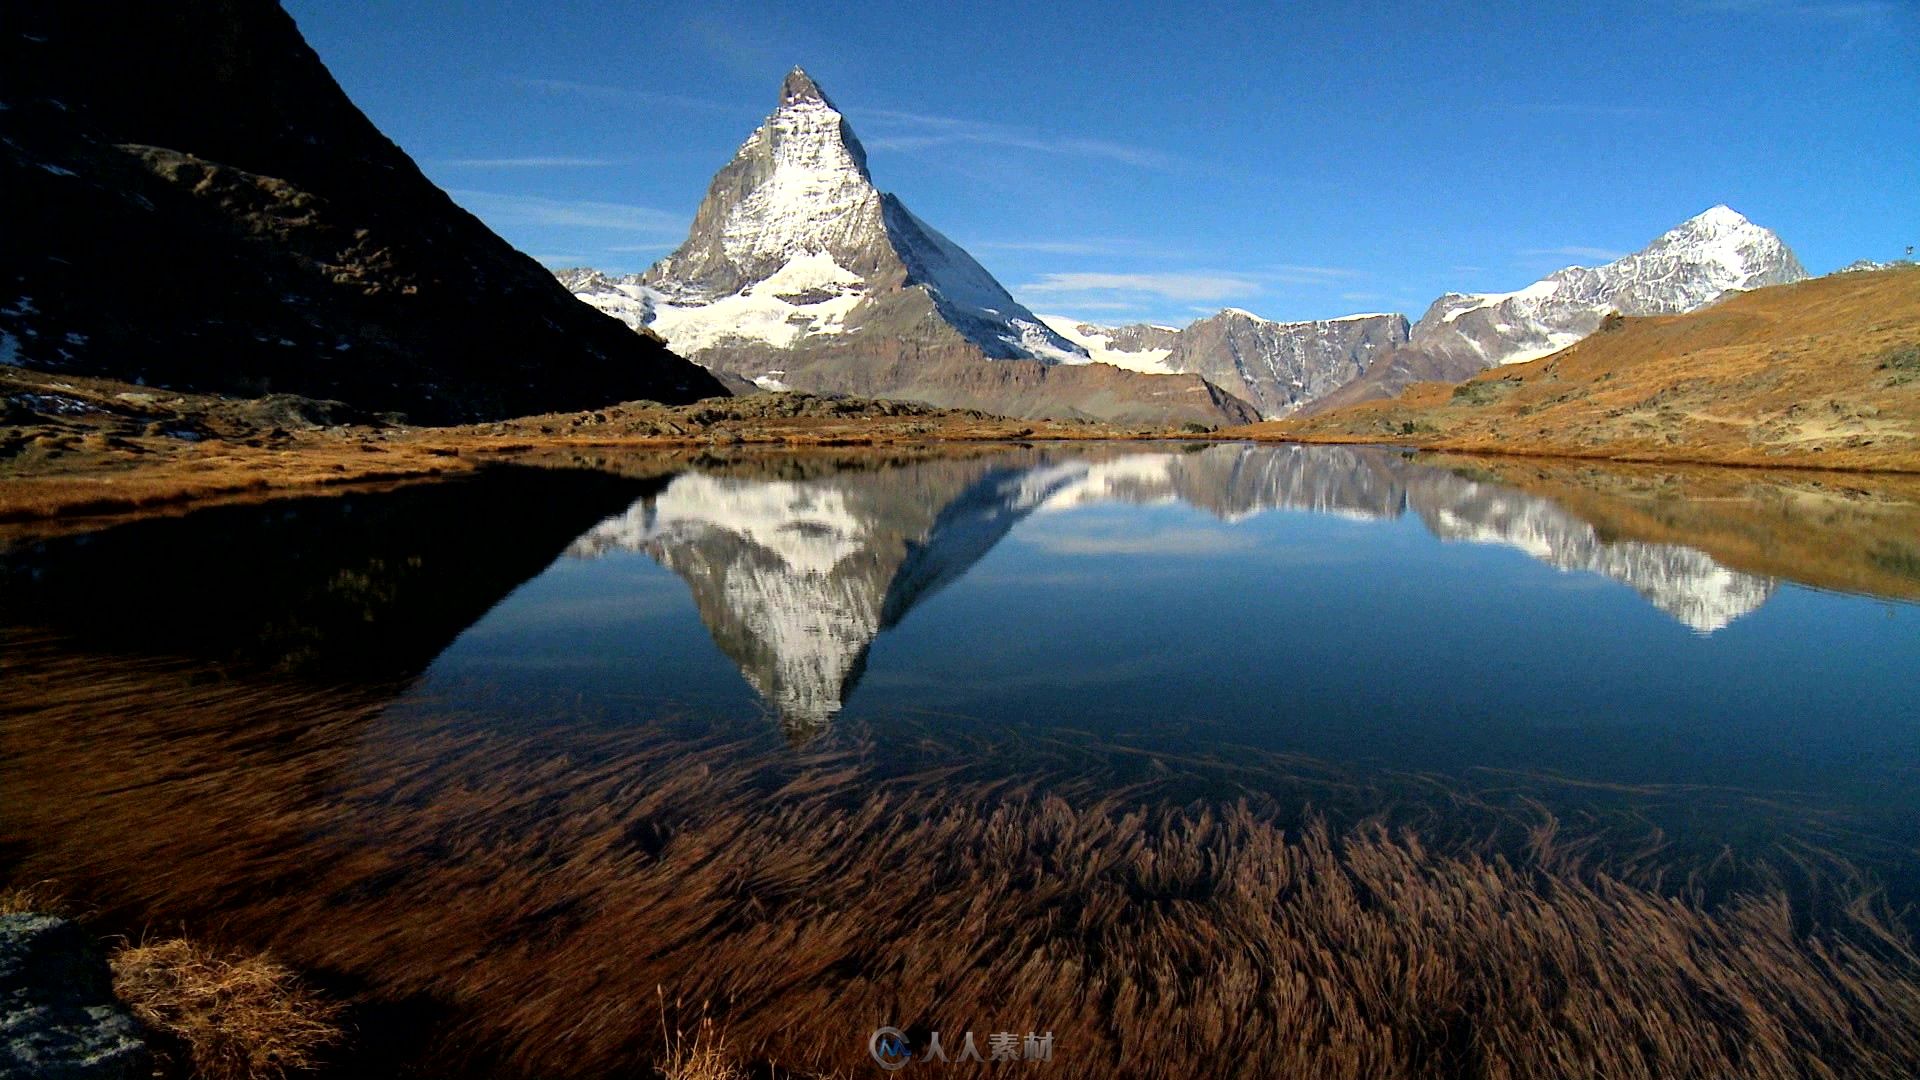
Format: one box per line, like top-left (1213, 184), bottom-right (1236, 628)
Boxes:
top-left (1402, 472), bottom-right (1776, 632)
top-left (564, 445), bottom-right (1775, 736)
top-left (1412, 206), bottom-right (1808, 368)
top-left (1033, 445), bottom-right (1775, 630)
top-left (565, 460), bottom-right (1084, 739)
top-left (564, 68), bottom-right (1079, 367)
top-left (569, 474), bottom-right (890, 737)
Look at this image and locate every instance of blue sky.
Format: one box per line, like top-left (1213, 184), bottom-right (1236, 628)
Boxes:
top-left (286, 0), bottom-right (1916, 328)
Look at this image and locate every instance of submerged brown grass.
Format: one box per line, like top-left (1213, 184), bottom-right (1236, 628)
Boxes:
top-left (2, 640), bottom-right (1917, 1078)
top-left (110, 939), bottom-right (344, 1080)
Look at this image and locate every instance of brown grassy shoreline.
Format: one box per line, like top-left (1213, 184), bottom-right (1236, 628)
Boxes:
top-left (1231, 267), bottom-right (1920, 473)
top-left (0, 365), bottom-right (1192, 530)
top-left (1235, 428), bottom-right (1920, 475)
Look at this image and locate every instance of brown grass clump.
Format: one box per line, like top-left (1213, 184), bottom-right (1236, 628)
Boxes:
top-left (655, 996), bottom-right (748, 1080)
top-left (0, 880), bottom-right (66, 915)
top-left (109, 938), bottom-right (344, 1080)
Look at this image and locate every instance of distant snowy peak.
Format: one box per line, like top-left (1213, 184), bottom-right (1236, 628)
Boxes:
top-left (1833, 258), bottom-right (1916, 275)
top-left (591, 67), bottom-right (1080, 365)
top-left (1412, 205), bottom-right (1807, 367)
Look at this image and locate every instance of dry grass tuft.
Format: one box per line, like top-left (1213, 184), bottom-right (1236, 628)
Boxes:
top-left (0, 879), bottom-right (66, 915)
top-left (656, 995), bottom-right (748, 1080)
top-left (110, 938), bottom-right (344, 1080)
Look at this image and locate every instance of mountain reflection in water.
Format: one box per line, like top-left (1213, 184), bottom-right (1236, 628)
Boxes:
top-left (4, 443), bottom-right (1919, 1080)
top-left (562, 444), bottom-right (1776, 737)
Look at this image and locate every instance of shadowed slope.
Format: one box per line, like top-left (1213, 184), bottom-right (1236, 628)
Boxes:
top-left (0, 0), bottom-right (726, 421)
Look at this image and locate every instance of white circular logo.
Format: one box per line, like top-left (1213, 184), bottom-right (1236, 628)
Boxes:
top-left (869, 1026), bottom-right (911, 1070)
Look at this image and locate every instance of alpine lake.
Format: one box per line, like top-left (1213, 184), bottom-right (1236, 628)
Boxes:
top-left (4, 441), bottom-right (1917, 1078)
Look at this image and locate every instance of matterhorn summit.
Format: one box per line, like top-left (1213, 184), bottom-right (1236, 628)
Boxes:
top-left (572, 68), bottom-right (1080, 370)
top-left (560, 69), bottom-right (1258, 427)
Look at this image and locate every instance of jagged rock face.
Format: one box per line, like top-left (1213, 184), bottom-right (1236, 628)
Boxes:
top-left (1035, 308), bottom-right (1411, 418)
top-left (0, 0), bottom-right (725, 422)
top-left (1159, 310), bottom-right (1411, 418)
top-left (1305, 207), bottom-right (1806, 414)
top-left (561, 69), bottom-right (1259, 427)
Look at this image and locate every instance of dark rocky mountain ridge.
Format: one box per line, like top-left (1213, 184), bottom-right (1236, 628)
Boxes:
top-left (0, 0), bottom-right (725, 423)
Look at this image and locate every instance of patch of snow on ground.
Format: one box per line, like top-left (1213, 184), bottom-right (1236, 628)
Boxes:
top-left (1036, 315), bottom-right (1175, 373)
top-left (1495, 334), bottom-right (1583, 366)
top-left (649, 277), bottom-right (866, 355)
top-left (758, 250), bottom-right (865, 295)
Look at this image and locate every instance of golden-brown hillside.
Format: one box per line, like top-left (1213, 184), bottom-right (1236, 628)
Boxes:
top-left (1234, 266), bottom-right (1920, 472)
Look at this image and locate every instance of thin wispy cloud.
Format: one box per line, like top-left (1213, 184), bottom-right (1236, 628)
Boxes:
top-left (854, 107), bottom-right (1181, 171)
top-left (1019, 272), bottom-right (1264, 303)
top-left (511, 77), bottom-right (738, 113)
top-left (1048, 300), bottom-right (1152, 313)
top-left (1521, 245), bottom-right (1627, 261)
top-left (972, 237), bottom-right (1186, 259)
top-left (976, 239), bottom-right (1124, 256)
top-left (1261, 264), bottom-right (1367, 285)
top-left (442, 156), bottom-right (613, 168)
top-left (446, 190), bottom-right (684, 234)
top-left (1696, 0), bottom-right (1900, 23)
top-left (1340, 291), bottom-right (1384, 302)
top-left (1024, 525), bottom-right (1255, 557)
top-left (1501, 102), bottom-right (1686, 119)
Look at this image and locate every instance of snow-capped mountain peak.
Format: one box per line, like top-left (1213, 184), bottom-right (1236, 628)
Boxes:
top-left (1635, 204), bottom-right (1796, 287)
top-left (558, 68), bottom-right (1084, 373)
top-left (1408, 205), bottom-right (1807, 368)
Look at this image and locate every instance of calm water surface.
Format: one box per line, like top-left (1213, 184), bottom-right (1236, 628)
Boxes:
top-left (3, 441), bottom-right (1917, 1075)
